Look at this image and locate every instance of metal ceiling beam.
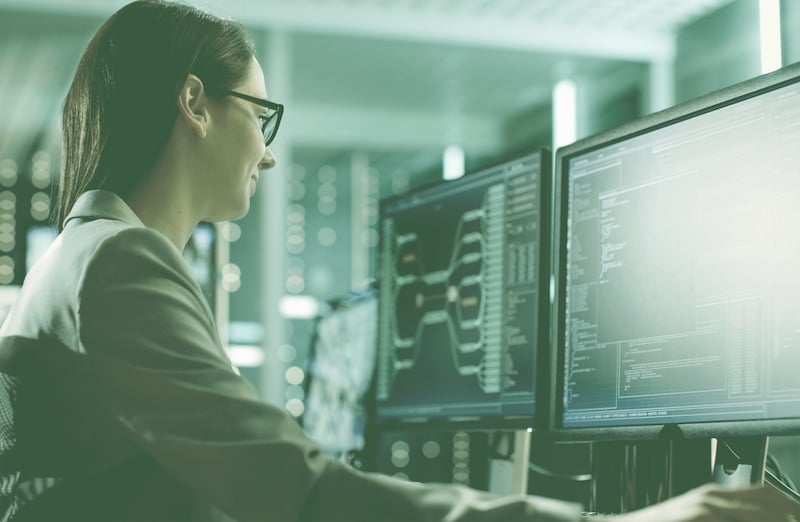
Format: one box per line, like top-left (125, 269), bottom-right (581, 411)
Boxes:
top-left (0, 0), bottom-right (675, 61)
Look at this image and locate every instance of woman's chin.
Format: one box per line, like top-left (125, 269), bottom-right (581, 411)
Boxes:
top-left (206, 200), bottom-right (250, 223)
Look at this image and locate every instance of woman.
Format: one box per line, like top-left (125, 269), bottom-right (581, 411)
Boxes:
top-left (0, 1), bottom-right (796, 521)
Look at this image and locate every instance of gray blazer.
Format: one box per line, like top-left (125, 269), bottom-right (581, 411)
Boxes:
top-left (0, 190), bottom-right (581, 522)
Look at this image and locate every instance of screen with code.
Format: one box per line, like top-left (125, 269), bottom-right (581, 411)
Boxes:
top-left (557, 64), bottom-right (800, 432)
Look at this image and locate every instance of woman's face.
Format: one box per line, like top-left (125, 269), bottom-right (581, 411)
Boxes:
top-left (199, 57), bottom-right (276, 222)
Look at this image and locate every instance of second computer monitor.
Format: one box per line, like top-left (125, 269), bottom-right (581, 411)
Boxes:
top-left (553, 62), bottom-right (800, 440)
top-left (376, 150), bottom-right (551, 429)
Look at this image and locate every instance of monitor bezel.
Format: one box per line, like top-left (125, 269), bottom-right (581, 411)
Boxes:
top-left (550, 61), bottom-right (800, 442)
top-left (374, 148), bottom-right (552, 432)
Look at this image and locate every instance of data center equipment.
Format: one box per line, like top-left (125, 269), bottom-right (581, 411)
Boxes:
top-left (550, 61), bottom-right (800, 502)
top-left (375, 150), bottom-right (552, 494)
top-left (371, 429), bottom-right (491, 491)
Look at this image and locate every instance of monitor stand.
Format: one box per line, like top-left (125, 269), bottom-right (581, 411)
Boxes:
top-left (712, 436), bottom-right (769, 487)
top-left (590, 436), bottom-right (713, 514)
top-left (487, 429), bottom-right (531, 495)
top-left (510, 429), bottom-right (532, 494)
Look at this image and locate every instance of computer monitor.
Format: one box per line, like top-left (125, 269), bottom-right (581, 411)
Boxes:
top-left (375, 150), bottom-right (551, 431)
top-left (25, 225), bottom-right (58, 274)
top-left (552, 61), bottom-right (800, 445)
top-left (302, 289), bottom-right (378, 460)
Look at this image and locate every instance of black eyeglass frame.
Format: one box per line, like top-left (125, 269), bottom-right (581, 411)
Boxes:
top-left (210, 89), bottom-right (284, 146)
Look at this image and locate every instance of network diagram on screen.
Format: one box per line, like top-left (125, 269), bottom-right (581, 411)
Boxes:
top-left (377, 154), bottom-right (544, 421)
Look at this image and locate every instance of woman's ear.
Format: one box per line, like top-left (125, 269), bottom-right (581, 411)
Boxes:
top-left (176, 74), bottom-right (209, 139)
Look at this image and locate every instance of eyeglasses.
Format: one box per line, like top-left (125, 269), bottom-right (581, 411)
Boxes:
top-left (212, 89), bottom-right (284, 146)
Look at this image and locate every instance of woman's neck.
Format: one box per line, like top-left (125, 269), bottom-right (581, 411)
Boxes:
top-left (125, 167), bottom-right (198, 251)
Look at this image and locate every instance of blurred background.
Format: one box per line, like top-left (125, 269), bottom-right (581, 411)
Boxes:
top-left (1, 0), bottom-right (799, 492)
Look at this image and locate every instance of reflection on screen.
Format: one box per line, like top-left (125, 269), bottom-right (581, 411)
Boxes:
top-left (561, 77), bottom-right (800, 429)
top-left (376, 152), bottom-right (547, 423)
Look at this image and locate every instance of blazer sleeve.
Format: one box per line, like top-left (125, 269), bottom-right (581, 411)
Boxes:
top-left (76, 227), bottom-right (582, 522)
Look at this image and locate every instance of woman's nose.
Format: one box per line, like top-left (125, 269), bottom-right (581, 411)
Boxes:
top-left (259, 147), bottom-right (276, 170)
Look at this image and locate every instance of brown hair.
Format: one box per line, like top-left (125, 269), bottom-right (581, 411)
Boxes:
top-left (57, 0), bottom-right (255, 228)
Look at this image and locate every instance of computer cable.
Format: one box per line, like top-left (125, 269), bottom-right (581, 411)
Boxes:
top-left (718, 439), bottom-right (800, 501)
top-left (767, 452), bottom-right (798, 493)
top-left (765, 467), bottom-right (800, 502)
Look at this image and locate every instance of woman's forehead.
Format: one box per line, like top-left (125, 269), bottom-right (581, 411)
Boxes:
top-left (240, 57), bottom-right (268, 98)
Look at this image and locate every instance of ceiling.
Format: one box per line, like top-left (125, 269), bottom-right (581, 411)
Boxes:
top-left (0, 0), bottom-right (735, 196)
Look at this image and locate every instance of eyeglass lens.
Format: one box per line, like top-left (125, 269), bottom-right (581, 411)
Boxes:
top-left (263, 112), bottom-right (280, 145)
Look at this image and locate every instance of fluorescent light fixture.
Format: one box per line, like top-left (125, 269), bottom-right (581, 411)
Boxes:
top-left (278, 294), bottom-right (320, 319)
top-left (443, 145), bottom-right (465, 180)
top-left (759, 0), bottom-right (782, 74)
top-left (553, 79), bottom-right (577, 148)
top-left (225, 344), bottom-right (266, 367)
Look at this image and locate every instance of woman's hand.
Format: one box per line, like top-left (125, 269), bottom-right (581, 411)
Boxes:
top-left (588, 483), bottom-right (800, 522)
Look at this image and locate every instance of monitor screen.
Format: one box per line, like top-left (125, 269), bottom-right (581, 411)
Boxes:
top-left (376, 150), bottom-right (551, 428)
top-left (25, 225), bottom-right (58, 274)
top-left (303, 291), bottom-right (378, 456)
top-left (553, 62), bottom-right (800, 439)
